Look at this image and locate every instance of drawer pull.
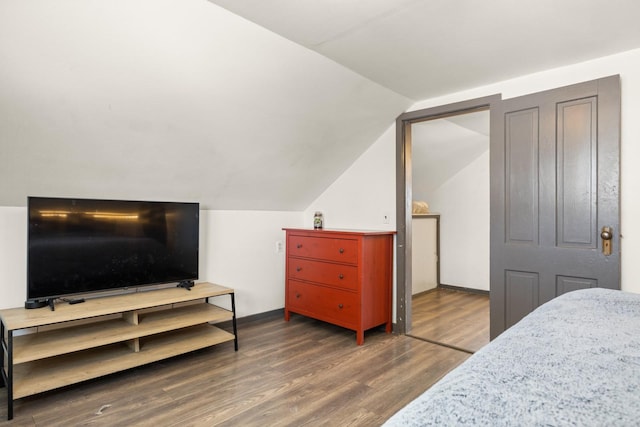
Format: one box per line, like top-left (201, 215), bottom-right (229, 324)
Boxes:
top-left (339, 248), bottom-right (344, 254)
top-left (339, 274), bottom-right (344, 279)
top-left (296, 293), bottom-right (301, 299)
top-left (338, 304), bottom-right (344, 309)
top-left (296, 267), bottom-right (302, 272)
top-left (297, 243), bottom-right (303, 249)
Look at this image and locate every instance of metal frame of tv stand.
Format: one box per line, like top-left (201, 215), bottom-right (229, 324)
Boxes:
top-left (219, 292), bottom-right (239, 352)
top-left (0, 320), bottom-right (12, 420)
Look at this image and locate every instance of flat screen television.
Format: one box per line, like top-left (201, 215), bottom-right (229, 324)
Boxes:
top-left (27, 197), bottom-right (199, 305)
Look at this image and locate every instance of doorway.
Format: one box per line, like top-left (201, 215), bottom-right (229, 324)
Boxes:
top-left (395, 95), bottom-right (501, 349)
top-left (409, 110), bottom-right (490, 352)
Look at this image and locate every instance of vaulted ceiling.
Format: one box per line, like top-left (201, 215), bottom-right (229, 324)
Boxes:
top-left (412, 110), bottom-right (489, 198)
top-left (209, 0), bottom-right (640, 100)
top-left (2, 1), bottom-right (640, 210)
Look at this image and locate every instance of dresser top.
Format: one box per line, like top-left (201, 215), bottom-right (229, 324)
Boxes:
top-left (283, 228), bottom-right (396, 236)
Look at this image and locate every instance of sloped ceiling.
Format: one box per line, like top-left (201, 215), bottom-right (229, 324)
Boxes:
top-left (0, 1), bottom-right (411, 210)
top-left (412, 111), bottom-right (489, 198)
top-left (209, 0), bottom-right (640, 100)
top-left (2, 1), bottom-right (640, 211)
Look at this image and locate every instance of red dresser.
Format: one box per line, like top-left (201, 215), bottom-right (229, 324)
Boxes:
top-left (283, 228), bottom-right (395, 345)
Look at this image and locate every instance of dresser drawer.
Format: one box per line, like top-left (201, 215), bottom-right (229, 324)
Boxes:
top-left (287, 258), bottom-right (359, 291)
top-left (287, 235), bottom-right (358, 264)
top-left (287, 280), bottom-right (358, 326)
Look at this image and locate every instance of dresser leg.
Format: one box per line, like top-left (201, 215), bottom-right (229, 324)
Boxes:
top-left (356, 330), bottom-right (364, 345)
top-left (284, 309), bottom-right (290, 321)
top-left (385, 321), bottom-right (392, 334)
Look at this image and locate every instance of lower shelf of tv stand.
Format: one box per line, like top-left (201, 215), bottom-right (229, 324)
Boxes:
top-left (13, 324), bottom-right (234, 399)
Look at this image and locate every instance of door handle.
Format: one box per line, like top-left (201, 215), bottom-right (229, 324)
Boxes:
top-left (601, 226), bottom-right (613, 256)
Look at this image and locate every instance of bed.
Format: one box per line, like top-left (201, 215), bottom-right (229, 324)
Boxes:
top-left (383, 288), bottom-right (640, 426)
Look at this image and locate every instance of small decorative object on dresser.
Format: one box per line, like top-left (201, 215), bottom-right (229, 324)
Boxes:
top-left (283, 228), bottom-right (395, 345)
top-left (313, 211), bottom-right (324, 229)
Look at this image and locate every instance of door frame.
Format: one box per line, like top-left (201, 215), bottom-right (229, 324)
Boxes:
top-left (395, 94), bottom-right (501, 334)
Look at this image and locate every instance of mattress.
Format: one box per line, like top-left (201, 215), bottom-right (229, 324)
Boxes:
top-left (383, 288), bottom-right (640, 426)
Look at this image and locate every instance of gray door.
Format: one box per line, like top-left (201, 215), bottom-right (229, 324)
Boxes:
top-left (490, 75), bottom-right (621, 339)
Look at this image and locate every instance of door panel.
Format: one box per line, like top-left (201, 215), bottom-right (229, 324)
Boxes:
top-left (490, 76), bottom-right (620, 339)
top-left (556, 275), bottom-right (597, 295)
top-left (556, 97), bottom-right (597, 248)
top-left (505, 108), bottom-right (539, 245)
top-left (505, 270), bottom-right (539, 328)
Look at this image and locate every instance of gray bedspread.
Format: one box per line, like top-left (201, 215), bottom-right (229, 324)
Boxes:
top-left (383, 288), bottom-right (640, 426)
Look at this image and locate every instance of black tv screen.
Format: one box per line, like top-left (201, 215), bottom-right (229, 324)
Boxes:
top-left (27, 197), bottom-right (199, 301)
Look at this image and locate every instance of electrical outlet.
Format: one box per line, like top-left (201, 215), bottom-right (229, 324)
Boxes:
top-left (275, 241), bottom-right (283, 253)
top-left (383, 212), bottom-right (390, 224)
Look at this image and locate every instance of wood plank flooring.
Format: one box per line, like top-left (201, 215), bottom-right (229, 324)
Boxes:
top-left (410, 288), bottom-right (490, 353)
top-left (0, 313), bottom-right (470, 426)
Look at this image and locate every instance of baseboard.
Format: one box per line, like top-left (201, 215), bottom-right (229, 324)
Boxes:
top-left (439, 283), bottom-right (489, 296)
top-left (412, 287), bottom-right (439, 298)
top-left (216, 308), bottom-right (284, 329)
top-left (216, 308), bottom-right (402, 339)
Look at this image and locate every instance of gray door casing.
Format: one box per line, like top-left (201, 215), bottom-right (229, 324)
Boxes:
top-left (490, 75), bottom-right (621, 339)
top-left (395, 95), bottom-right (500, 334)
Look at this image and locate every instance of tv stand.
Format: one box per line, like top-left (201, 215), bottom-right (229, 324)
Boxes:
top-left (0, 282), bottom-right (237, 420)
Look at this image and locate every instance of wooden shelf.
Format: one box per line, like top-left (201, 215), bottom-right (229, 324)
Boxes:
top-left (13, 325), bottom-right (235, 399)
top-left (1, 282), bottom-right (234, 330)
top-left (12, 304), bottom-right (233, 364)
top-left (0, 282), bottom-right (238, 420)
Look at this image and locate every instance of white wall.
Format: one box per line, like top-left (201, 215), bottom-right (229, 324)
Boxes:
top-left (308, 48), bottom-right (640, 294)
top-left (0, 207), bottom-right (303, 313)
top-left (200, 210), bottom-right (302, 317)
top-left (428, 151), bottom-right (490, 291)
top-left (303, 124), bottom-right (397, 231)
top-left (0, 207), bottom-right (27, 309)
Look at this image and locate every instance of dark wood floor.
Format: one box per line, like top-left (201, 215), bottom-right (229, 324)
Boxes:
top-left (410, 288), bottom-right (490, 353)
top-left (0, 313), bottom-right (470, 426)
